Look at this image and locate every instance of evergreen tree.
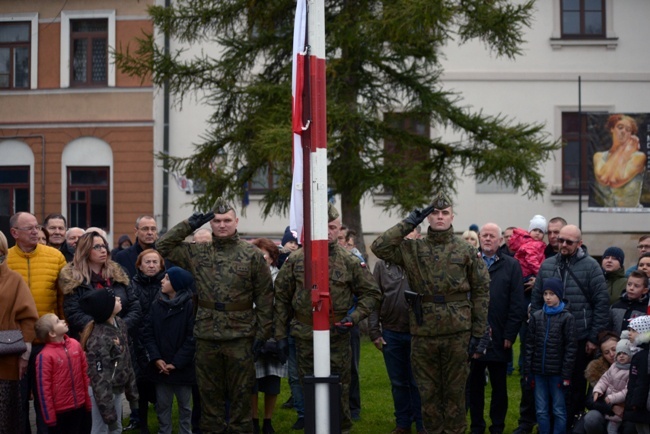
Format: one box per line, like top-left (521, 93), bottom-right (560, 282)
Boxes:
top-left (115, 0), bottom-right (556, 253)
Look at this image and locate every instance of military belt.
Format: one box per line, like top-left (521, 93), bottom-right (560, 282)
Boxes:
top-left (421, 293), bottom-right (469, 303)
top-left (197, 299), bottom-right (253, 312)
top-left (294, 311), bottom-right (347, 326)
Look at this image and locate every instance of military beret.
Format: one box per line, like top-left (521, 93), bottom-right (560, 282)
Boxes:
top-left (328, 203), bottom-right (340, 222)
top-left (212, 196), bottom-right (234, 214)
top-left (430, 192), bottom-right (453, 210)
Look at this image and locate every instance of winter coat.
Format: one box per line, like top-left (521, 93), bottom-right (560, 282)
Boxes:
top-left (141, 289), bottom-right (195, 385)
top-left (510, 228), bottom-right (546, 278)
top-left (35, 336), bottom-right (91, 426)
top-left (531, 247), bottom-right (609, 345)
top-left (59, 242), bottom-right (75, 263)
top-left (368, 259), bottom-right (412, 339)
top-left (85, 316), bottom-right (138, 426)
top-left (594, 361), bottom-right (630, 422)
top-left (525, 302), bottom-right (577, 380)
top-left (475, 252), bottom-right (526, 363)
top-left (623, 333), bottom-right (650, 423)
top-left (0, 261), bottom-right (38, 380)
top-left (131, 269), bottom-right (165, 374)
top-left (59, 261), bottom-right (141, 339)
top-left (605, 268), bottom-right (628, 305)
top-left (7, 243), bottom-right (66, 318)
top-left (609, 292), bottom-right (649, 337)
top-left (114, 241), bottom-right (173, 279)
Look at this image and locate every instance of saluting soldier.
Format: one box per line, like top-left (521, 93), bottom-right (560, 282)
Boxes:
top-left (371, 192), bottom-right (490, 434)
top-left (156, 198), bottom-right (273, 434)
top-left (273, 204), bottom-right (381, 434)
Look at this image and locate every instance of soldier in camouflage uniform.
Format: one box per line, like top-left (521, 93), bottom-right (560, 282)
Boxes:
top-left (273, 205), bottom-right (382, 433)
top-left (371, 193), bottom-right (490, 434)
top-left (156, 198), bottom-right (273, 434)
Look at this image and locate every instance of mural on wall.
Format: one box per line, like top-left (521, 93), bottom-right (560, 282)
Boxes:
top-left (588, 113), bottom-right (650, 211)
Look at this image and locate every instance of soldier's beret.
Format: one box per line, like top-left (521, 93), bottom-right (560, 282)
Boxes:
top-left (328, 203), bottom-right (340, 222)
top-left (431, 192), bottom-right (453, 210)
top-left (212, 196), bottom-right (234, 214)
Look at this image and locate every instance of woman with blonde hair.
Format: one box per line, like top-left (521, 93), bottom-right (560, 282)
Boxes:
top-left (59, 231), bottom-right (141, 339)
top-left (462, 230), bottom-right (479, 248)
top-left (0, 230), bottom-right (38, 433)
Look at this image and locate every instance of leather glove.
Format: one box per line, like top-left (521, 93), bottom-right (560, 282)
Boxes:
top-left (403, 204), bottom-right (435, 227)
top-left (276, 338), bottom-right (289, 364)
top-left (525, 376), bottom-right (535, 389)
top-left (252, 339), bottom-right (265, 362)
top-left (467, 336), bottom-right (480, 356)
top-left (335, 316), bottom-right (354, 334)
top-left (188, 211), bottom-right (215, 230)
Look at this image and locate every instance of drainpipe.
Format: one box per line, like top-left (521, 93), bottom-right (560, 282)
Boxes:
top-left (0, 134), bottom-right (46, 220)
top-left (161, 0), bottom-right (171, 232)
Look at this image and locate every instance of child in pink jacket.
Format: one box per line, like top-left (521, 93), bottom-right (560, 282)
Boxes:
top-left (35, 313), bottom-right (92, 434)
top-left (593, 339), bottom-right (632, 434)
top-left (509, 215), bottom-right (547, 282)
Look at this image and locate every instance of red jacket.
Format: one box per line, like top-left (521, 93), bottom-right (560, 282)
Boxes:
top-left (36, 335), bottom-right (92, 426)
top-left (510, 228), bottom-right (546, 278)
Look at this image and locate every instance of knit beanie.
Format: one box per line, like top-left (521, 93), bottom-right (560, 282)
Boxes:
top-left (602, 246), bottom-right (625, 267)
top-left (166, 266), bottom-right (194, 292)
top-left (616, 338), bottom-right (632, 356)
top-left (629, 316), bottom-right (650, 334)
top-left (281, 226), bottom-right (299, 246)
top-left (544, 277), bottom-right (564, 300)
top-left (79, 288), bottom-right (116, 324)
top-left (528, 215), bottom-right (547, 234)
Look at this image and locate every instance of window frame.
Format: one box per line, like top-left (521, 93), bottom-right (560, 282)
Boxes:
top-left (0, 14), bottom-right (38, 90)
top-left (560, 0), bottom-right (606, 39)
top-left (67, 166), bottom-right (110, 230)
top-left (60, 10), bottom-right (115, 88)
top-left (69, 19), bottom-right (109, 87)
top-left (551, 0), bottom-right (617, 49)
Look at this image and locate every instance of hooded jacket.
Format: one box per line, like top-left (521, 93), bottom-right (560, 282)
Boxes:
top-left (35, 335), bottom-right (92, 425)
top-left (594, 361), bottom-right (630, 422)
top-left (59, 261), bottom-right (141, 339)
top-left (531, 246), bottom-right (609, 345)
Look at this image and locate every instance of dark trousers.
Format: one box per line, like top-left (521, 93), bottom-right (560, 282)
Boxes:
top-left (469, 360), bottom-right (508, 434)
top-left (349, 325), bottom-right (361, 418)
top-left (21, 343), bottom-right (47, 434)
top-left (136, 378), bottom-right (157, 433)
top-left (287, 335), bottom-right (304, 418)
top-left (567, 339), bottom-right (591, 428)
top-left (48, 408), bottom-right (91, 434)
top-left (382, 329), bottom-right (423, 432)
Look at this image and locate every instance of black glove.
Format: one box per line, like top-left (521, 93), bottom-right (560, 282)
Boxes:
top-left (335, 316), bottom-right (354, 334)
top-left (252, 339), bottom-right (265, 362)
top-left (276, 338), bottom-right (289, 364)
top-left (403, 204), bottom-right (435, 227)
top-left (188, 211), bottom-right (215, 230)
top-left (467, 336), bottom-right (481, 356)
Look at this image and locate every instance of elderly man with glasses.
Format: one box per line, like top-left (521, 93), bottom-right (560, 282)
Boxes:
top-left (529, 224), bottom-right (609, 432)
top-left (7, 211), bottom-right (67, 434)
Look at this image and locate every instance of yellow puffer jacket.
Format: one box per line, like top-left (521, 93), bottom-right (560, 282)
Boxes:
top-left (7, 244), bottom-right (66, 317)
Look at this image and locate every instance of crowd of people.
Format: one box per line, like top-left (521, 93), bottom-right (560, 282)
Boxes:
top-left (1, 197), bottom-right (650, 434)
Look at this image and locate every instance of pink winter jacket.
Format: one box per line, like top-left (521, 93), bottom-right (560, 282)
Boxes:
top-left (509, 228), bottom-right (546, 278)
top-left (593, 362), bottom-right (630, 422)
top-left (36, 335), bottom-right (92, 426)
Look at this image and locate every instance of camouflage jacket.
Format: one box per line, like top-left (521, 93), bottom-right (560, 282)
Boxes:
top-left (273, 244), bottom-right (382, 341)
top-left (85, 316), bottom-right (138, 426)
top-left (371, 222), bottom-right (490, 338)
top-left (156, 220), bottom-right (273, 342)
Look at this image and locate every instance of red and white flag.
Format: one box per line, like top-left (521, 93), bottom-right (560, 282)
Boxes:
top-left (290, 0), bottom-right (307, 243)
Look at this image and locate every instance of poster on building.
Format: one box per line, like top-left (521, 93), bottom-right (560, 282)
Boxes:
top-left (587, 113), bottom-right (650, 212)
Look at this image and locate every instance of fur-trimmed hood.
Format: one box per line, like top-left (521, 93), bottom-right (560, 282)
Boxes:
top-left (59, 260), bottom-right (130, 295)
top-left (584, 356), bottom-right (610, 387)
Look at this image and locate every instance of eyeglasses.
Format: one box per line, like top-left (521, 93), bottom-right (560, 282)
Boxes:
top-left (557, 237), bottom-right (579, 246)
top-left (637, 244), bottom-right (650, 250)
top-left (92, 244), bottom-right (108, 251)
top-left (14, 225), bottom-right (42, 232)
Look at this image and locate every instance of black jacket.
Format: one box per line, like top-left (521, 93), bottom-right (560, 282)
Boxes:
top-left (624, 334), bottom-right (650, 423)
top-left (477, 253), bottom-right (526, 363)
top-left (131, 269), bottom-right (166, 375)
top-left (114, 241), bottom-right (173, 279)
top-left (141, 289), bottom-right (196, 385)
top-left (525, 302), bottom-right (577, 380)
top-left (609, 292), bottom-right (649, 337)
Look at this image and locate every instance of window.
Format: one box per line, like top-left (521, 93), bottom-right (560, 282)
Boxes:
top-left (382, 113), bottom-right (430, 194)
top-left (0, 166), bottom-right (29, 218)
top-left (0, 22), bottom-right (30, 89)
top-left (70, 19), bottom-right (108, 86)
top-left (561, 0), bottom-right (605, 38)
top-left (67, 167), bottom-right (109, 229)
top-left (249, 164), bottom-right (280, 193)
top-left (561, 112), bottom-right (590, 194)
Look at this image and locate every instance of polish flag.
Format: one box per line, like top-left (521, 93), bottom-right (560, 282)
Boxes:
top-left (290, 0), bottom-right (307, 243)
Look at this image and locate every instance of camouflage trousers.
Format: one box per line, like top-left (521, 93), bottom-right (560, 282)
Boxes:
top-left (411, 332), bottom-right (471, 434)
top-left (196, 338), bottom-right (255, 434)
top-left (295, 333), bottom-right (352, 431)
